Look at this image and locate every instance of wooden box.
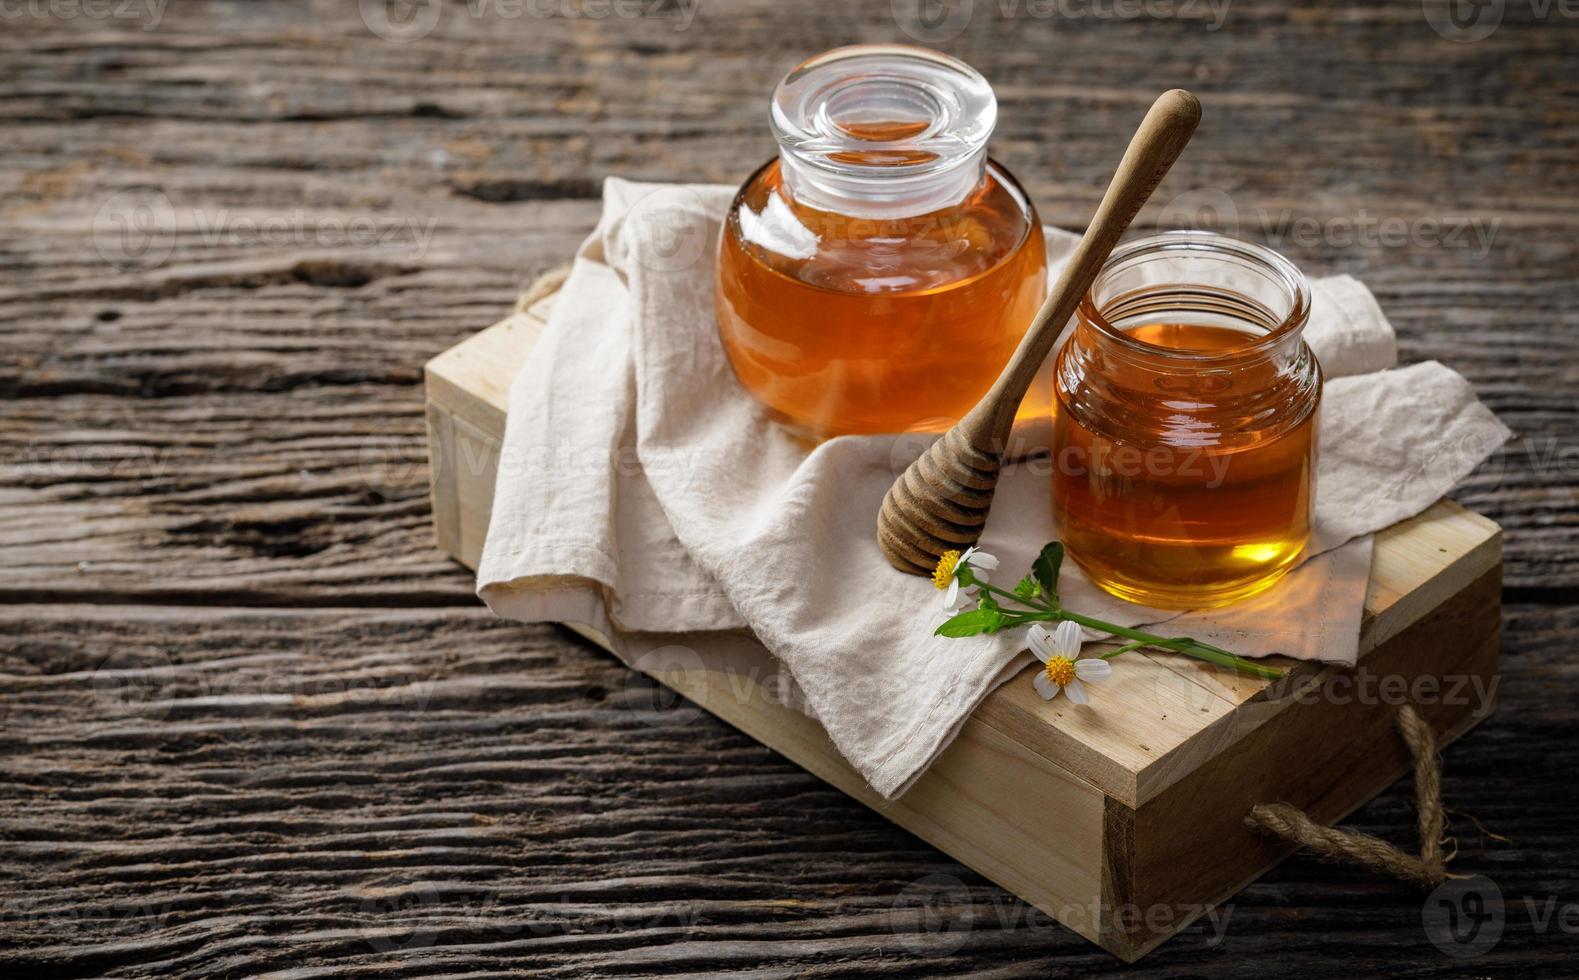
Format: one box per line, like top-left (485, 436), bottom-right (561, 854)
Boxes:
top-left (425, 275), bottom-right (1502, 961)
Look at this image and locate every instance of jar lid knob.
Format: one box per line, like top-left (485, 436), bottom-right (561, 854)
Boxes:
top-left (770, 45), bottom-right (996, 217)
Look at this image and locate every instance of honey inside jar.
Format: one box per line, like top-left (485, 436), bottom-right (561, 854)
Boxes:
top-left (1051, 234), bottom-right (1322, 609)
top-left (717, 158), bottom-right (1046, 439)
top-left (715, 44), bottom-right (1049, 441)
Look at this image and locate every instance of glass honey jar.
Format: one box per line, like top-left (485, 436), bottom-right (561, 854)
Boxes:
top-left (1050, 232), bottom-right (1321, 609)
top-left (715, 45), bottom-right (1047, 441)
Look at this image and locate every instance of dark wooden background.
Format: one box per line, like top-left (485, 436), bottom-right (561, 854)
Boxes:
top-left (3, 1), bottom-right (1576, 975)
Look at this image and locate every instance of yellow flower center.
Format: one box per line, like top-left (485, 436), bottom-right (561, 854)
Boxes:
top-left (1044, 656), bottom-right (1076, 688)
top-left (932, 549), bottom-right (962, 590)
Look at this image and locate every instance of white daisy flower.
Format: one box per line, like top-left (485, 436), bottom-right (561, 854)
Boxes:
top-left (932, 545), bottom-right (1000, 612)
top-left (1027, 620), bottom-right (1112, 704)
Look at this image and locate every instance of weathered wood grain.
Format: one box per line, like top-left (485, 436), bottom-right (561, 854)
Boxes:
top-left (1, 387), bottom-right (472, 605)
top-left (2, 4), bottom-right (1575, 587)
top-left (2, 0), bottom-right (1577, 974)
top-left (1, 603), bottom-right (1575, 976)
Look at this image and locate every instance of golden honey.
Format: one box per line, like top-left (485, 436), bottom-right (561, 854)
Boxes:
top-left (717, 158), bottom-right (1046, 439)
top-left (715, 45), bottom-right (1047, 440)
top-left (1051, 234), bottom-right (1322, 609)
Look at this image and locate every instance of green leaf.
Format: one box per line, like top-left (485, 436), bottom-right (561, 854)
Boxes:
top-left (934, 608), bottom-right (1006, 638)
top-left (1032, 542), bottom-right (1065, 600)
top-left (1013, 575), bottom-right (1041, 601)
top-left (978, 592), bottom-right (1001, 613)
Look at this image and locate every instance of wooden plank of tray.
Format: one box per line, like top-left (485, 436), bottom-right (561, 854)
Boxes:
top-left (425, 282), bottom-right (1502, 810)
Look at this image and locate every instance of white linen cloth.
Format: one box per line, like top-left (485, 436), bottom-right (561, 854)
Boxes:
top-left (478, 178), bottom-right (1510, 799)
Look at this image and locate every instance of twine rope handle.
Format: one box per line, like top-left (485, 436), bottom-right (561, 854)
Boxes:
top-left (1246, 705), bottom-right (1457, 887)
top-left (514, 263), bottom-right (573, 313)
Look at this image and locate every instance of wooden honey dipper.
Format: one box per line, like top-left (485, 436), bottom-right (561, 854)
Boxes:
top-left (877, 89), bottom-right (1202, 575)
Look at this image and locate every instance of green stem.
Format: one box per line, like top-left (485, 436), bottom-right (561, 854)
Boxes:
top-left (958, 570), bottom-right (1281, 680)
top-left (974, 580), bottom-right (1052, 612)
top-left (1057, 610), bottom-right (1281, 679)
top-left (1099, 639), bottom-right (1152, 660)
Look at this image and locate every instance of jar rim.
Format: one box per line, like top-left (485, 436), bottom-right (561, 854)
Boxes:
top-left (1078, 231), bottom-right (1313, 361)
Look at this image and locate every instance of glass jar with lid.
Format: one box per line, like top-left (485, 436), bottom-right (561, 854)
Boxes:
top-left (715, 44), bottom-right (1047, 441)
top-left (1051, 231), bottom-right (1322, 609)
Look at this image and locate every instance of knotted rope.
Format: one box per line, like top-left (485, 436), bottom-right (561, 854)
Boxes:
top-left (514, 263), bottom-right (572, 313)
top-left (1246, 705), bottom-right (1456, 887)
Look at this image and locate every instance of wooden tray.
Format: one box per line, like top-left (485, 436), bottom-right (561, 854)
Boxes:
top-left (424, 271), bottom-right (1502, 961)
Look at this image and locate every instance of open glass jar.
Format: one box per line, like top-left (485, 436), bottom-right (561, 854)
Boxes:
top-left (1050, 232), bottom-right (1321, 609)
top-left (715, 45), bottom-right (1047, 441)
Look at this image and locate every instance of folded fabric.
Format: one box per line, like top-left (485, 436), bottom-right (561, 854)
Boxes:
top-left (479, 178), bottom-right (1510, 799)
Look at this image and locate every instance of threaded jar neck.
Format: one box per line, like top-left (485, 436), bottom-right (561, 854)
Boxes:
top-left (1076, 231), bottom-right (1313, 371)
top-left (1058, 232), bottom-right (1320, 447)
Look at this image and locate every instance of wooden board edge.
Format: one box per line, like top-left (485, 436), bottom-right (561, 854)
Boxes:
top-left (1106, 694), bottom-right (1495, 963)
top-left (1364, 501), bottom-right (1503, 650)
top-left (1113, 564), bottom-right (1502, 955)
top-left (1099, 797), bottom-right (1140, 961)
top-left (425, 401), bottom-right (462, 561)
top-left (423, 308), bottom-right (544, 431)
top-left (425, 395), bottom-right (505, 570)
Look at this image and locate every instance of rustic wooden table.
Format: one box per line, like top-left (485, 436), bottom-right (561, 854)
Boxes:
top-left (3, 2), bottom-right (1575, 976)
